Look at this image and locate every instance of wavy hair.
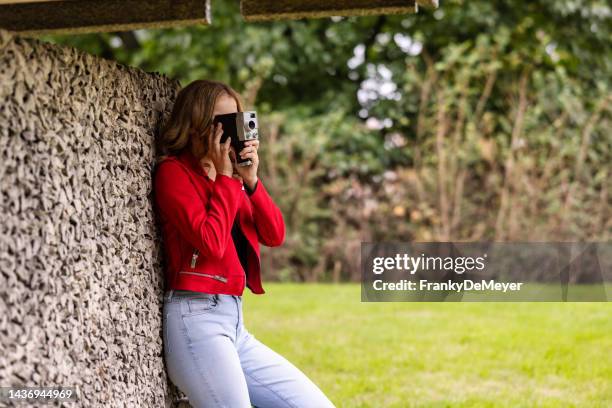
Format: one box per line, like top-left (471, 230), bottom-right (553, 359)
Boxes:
top-left (156, 79), bottom-right (244, 163)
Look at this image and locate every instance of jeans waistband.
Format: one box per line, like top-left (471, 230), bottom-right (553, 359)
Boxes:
top-left (164, 289), bottom-right (240, 303)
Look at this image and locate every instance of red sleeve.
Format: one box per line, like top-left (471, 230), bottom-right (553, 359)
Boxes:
top-left (154, 159), bottom-right (243, 259)
top-left (247, 179), bottom-right (285, 247)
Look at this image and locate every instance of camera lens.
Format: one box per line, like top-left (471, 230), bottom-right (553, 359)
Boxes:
top-left (248, 120), bottom-right (256, 130)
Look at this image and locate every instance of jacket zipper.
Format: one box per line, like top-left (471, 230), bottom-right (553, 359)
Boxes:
top-left (190, 249), bottom-right (200, 268)
top-left (179, 271), bottom-right (228, 283)
top-left (186, 248), bottom-right (227, 283)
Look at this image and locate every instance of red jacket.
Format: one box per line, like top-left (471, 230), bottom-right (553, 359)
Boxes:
top-left (153, 149), bottom-right (285, 295)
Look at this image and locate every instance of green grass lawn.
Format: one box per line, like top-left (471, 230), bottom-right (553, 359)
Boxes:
top-left (243, 283), bottom-right (611, 408)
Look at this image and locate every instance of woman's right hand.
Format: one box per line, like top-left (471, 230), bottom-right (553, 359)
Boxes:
top-left (208, 122), bottom-right (233, 178)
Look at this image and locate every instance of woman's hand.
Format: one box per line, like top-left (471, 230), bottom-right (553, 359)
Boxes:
top-left (232, 140), bottom-right (259, 190)
top-left (208, 122), bottom-right (233, 178)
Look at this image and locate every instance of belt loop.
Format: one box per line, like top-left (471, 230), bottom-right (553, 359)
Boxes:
top-left (168, 289), bottom-right (174, 302)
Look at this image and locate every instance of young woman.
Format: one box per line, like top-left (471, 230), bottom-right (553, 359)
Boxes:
top-left (153, 80), bottom-right (335, 408)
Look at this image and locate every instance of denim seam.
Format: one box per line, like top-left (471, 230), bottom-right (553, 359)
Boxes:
top-left (181, 309), bottom-right (224, 407)
top-left (164, 311), bottom-right (171, 355)
top-left (234, 296), bottom-right (240, 343)
top-left (243, 371), bottom-right (299, 408)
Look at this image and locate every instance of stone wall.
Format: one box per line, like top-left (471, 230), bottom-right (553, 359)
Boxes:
top-left (0, 28), bottom-right (183, 406)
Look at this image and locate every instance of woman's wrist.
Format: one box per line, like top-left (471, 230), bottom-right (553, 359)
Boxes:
top-left (217, 169), bottom-right (234, 178)
top-left (244, 176), bottom-right (258, 192)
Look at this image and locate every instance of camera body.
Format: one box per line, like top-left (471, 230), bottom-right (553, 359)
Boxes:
top-left (213, 111), bottom-right (259, 167)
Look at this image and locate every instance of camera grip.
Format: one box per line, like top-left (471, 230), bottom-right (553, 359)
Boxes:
top-left (233, 139), bottom-right (252, 166)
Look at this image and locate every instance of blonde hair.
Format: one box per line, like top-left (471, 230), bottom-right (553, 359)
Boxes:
top-left (156, 79), bottom-right (244, 163)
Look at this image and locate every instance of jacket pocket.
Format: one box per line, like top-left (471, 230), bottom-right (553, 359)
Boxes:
top-left (179, 270), bottom-right (228, 283)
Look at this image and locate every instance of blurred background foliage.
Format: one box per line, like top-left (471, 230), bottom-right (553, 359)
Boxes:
top-left (44, 0), bottom-right (611, 283)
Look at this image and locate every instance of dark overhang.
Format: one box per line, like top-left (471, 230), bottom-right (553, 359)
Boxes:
top-left (0, 0), bottom-right (212, 35)
top-left (0, 0), bottom-right (438, 35)
top-left (241, 0), bottom-right (439, 21)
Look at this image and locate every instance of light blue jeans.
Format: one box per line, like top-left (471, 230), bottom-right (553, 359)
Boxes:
top-left (163, 289), bottom-right (336, 408)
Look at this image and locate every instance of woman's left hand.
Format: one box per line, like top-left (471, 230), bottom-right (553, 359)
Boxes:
top-left (232, 140), bottom-right (259, 190)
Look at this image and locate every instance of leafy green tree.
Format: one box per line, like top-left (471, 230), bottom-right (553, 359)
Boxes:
top-left (44, 0), bottom-right (611, 281)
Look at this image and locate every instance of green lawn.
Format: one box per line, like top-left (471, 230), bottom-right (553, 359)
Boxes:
top-left (243, 283), bottom-right (611, 408)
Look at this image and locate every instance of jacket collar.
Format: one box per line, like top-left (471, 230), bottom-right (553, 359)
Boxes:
top-left (178, 149), bottom-right (208, 178)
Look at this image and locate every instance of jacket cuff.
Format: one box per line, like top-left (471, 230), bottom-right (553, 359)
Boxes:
top-left (248, 178), bottom-right (273, 208)
top-left (214, 174), bottom-right (243, 193)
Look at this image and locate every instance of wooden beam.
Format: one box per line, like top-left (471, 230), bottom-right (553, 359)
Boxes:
top-left (240, 0), bottom-right (420, 22)
top-left (416, 0), bottom-right (439, 7)
top-left (0, 0), bottom-right (65, 4)
top-left (0, 0), bottom-right (210, 35)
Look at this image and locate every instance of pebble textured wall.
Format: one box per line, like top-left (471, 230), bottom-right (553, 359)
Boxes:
top-left (0, 28), bottom-right (188, 406)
